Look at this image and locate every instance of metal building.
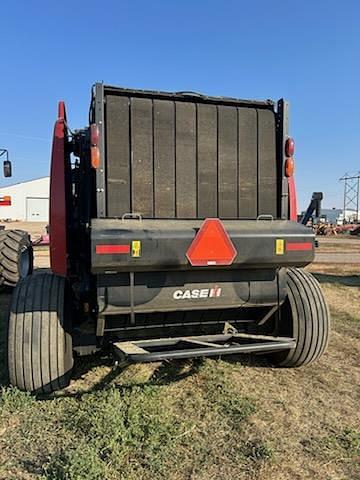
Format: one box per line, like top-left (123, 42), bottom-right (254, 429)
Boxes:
top-left (0, 176), bottom-right (50, 221)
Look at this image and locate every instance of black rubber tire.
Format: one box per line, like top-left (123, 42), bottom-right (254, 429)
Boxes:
top-left (0, 230), bottom-right (33, 287)
top-left (8, 273), bottom-right (73, 394)
top-left (0, 230), bottom-right (6, 287)
top-left (269, 267), bottom-right (330, 367)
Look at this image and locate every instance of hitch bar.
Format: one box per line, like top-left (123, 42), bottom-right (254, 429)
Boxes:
top-left (113, 333), bottom-right (295, 363)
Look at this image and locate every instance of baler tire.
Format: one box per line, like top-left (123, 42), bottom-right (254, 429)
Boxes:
top-left (8, 273), bottom-right (73, 394)
top-left (0, 230), bottom-right (5, 287)
top-left (0, 230), bottom-right (33, 287)
top-left (269, 267), bottom-right (330, 367)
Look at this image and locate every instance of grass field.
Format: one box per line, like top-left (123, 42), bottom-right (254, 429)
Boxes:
top-left (0, 263), bottom-right (359, 479)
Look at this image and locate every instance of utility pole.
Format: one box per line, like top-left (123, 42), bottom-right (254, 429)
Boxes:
top-left (340, 172), bottom-right (360, 223)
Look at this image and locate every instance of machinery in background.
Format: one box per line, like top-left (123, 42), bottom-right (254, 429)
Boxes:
top-left (300, 192), bottom-right (323, 226)
top-left (299, 193), bottom-right (360, 235)
top-left (0, 149), bottom-right (33, 287)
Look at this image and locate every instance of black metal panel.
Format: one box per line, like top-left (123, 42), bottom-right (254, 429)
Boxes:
top-left (153, 100), bottom-right (175, 217)
top-left (197, 104), bottom-right (218, 217)
top-left (175, 102), bottom-right (197, 218)
top-left (218, 106), bottom-right (238, 218)
top-left (91, 218), bottom-right (315, 273)
top-left (130, 98), bottom-right (154, 216)
top-left (258, 109), bottom-right (277, 216)
top-left (103, 88), bottom-right (279, 220)
top-left (238, 108), bottom-right (258, 218)
top-left (106, 95), bottom-right (131, 216)
top-left (96, 268), bottom-right (286, 315)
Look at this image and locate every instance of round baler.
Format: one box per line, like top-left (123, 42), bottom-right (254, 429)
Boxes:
top-left (6, 84), bottom-right (330, 394)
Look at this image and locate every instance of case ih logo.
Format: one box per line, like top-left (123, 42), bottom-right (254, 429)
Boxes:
top-left (173, 286), bottom-right (222, 300)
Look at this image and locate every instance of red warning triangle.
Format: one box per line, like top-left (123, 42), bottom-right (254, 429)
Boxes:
top-left (186, 218), bottom-right (237, 266)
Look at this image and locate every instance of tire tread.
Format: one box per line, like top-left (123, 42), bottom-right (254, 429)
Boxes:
top-left (272, 268), bottom-right (330, 367)
top-left (7, 273), bottom-right (73, 393)
top-left (0, 230), bottom-right (33, 287)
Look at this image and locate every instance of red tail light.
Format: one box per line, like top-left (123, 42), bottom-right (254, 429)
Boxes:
top-left (186, 218), bottom-right (237, 266)
top-left (285, 137), bottom-right (295, 177)
top-left (90, 124), bottom-right (99, 146)
top-left (285, 137), bottom-right (295, 157)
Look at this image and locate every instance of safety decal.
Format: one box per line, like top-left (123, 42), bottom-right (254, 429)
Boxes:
top-left (131, 240), bottom-right (141, 257)
top-left (275, 239), bottom-right (285, 255)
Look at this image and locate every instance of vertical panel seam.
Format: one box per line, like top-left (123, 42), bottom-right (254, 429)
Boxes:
top-left (104, 98), bottom-right (108, 216)
top-left (152, 99), bottom-right (155, 217)
top-left (195, 103), bottom-right (199, 218)
top-left (216, 105), bottom-right (219, 218)
top-left (129, 98), bottom-right (133, 213)
top-left (256, 109), bottom-right (259, 217)
top-left (174, 101), bottom-right (177, 218)
top-left (237, 107), bottom-right (240, 218)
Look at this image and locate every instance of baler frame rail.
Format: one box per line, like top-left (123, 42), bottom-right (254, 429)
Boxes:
top-left (113, 333), bottom-right (295, 363)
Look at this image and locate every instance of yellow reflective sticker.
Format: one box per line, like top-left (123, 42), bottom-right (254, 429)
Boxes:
top-left (131, 240), bottom-right (141, 257)
top-left (276, 239), bottom-right (285, 255)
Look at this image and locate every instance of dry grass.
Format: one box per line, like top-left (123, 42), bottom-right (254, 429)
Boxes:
top-left (0, 267), bottom-right (359, 480)
top-left (316, 236), bottom-right (360, 254)
top-left (307, 263), bottom-right (360, 275)
top-left (316, 243), bottom-right (360, 253)
top-left (0, 229), bottom-right (359, 479)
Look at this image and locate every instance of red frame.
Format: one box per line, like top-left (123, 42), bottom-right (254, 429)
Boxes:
top-left (288, 175), bottom-right (298, 222)
top-left (50, 101), bottom-right (68, 276)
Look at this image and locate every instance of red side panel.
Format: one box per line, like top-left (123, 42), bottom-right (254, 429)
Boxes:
top-left (50, 101), bottom-right (68, 276)
top-left (288, 176), bottom-right (298, 221)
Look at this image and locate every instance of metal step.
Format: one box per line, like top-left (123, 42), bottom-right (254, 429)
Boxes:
top-left (113, 333), bottom-right (295, 363)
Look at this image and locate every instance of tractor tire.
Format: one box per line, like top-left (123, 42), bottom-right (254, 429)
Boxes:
top-left (8, 273), bottom-right (73, 394)
top-left (0, 230), bottom-right (33, 287)
top-left (269, 267), bottom-right (330, 367)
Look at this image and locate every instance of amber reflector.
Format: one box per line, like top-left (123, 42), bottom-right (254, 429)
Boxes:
top-left (285, 157), bottom-right (295, 177)
top-left (91, 146), bottom-right (100, 169)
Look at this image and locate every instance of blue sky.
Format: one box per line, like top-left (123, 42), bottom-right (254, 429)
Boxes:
top-left (1, 0), bottom-right (359, 210)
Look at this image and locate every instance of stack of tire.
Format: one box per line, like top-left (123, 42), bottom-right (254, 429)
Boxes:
top-left (0, 229), bottom-right (33, 288)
